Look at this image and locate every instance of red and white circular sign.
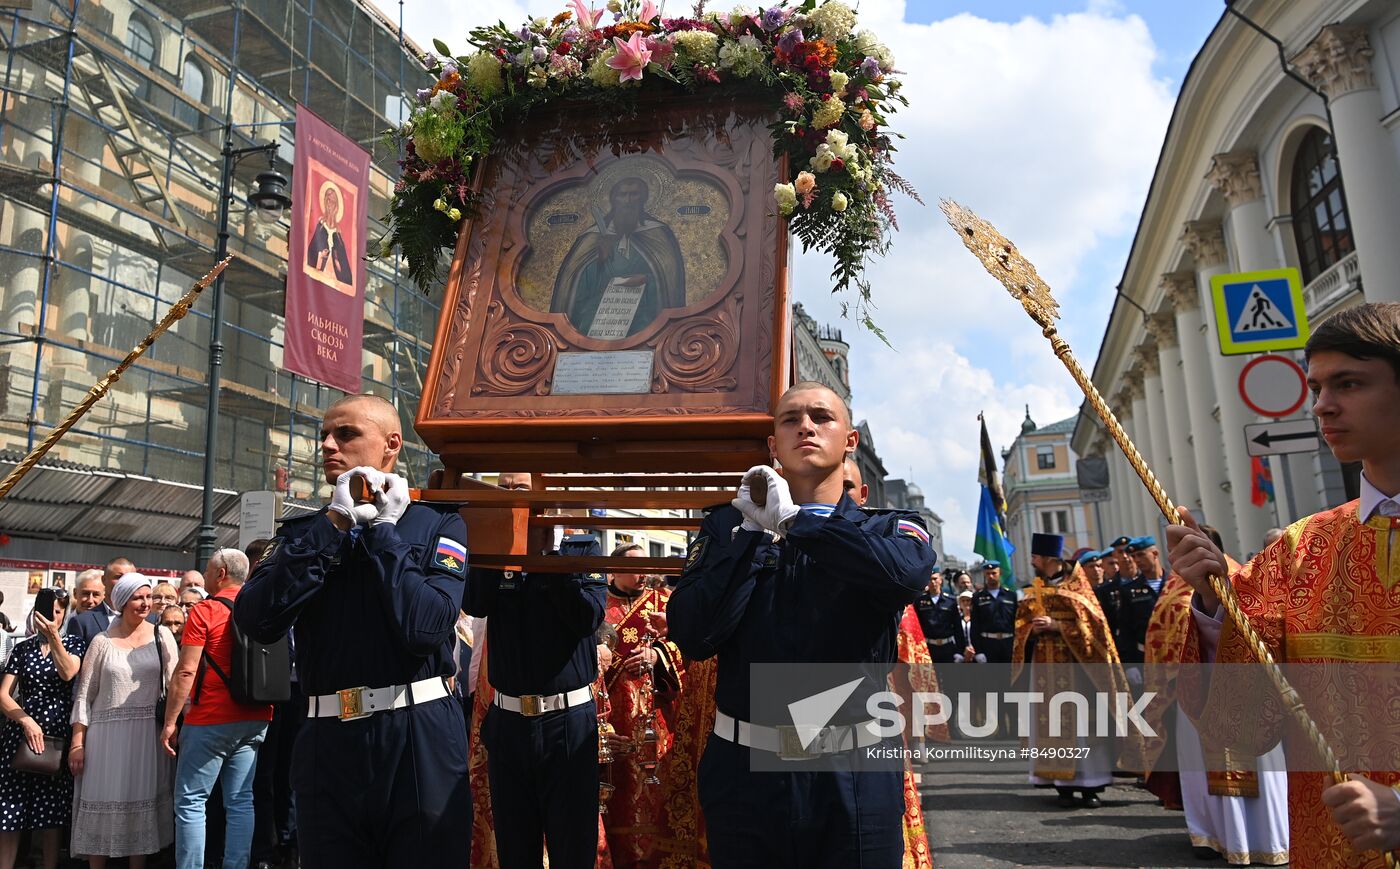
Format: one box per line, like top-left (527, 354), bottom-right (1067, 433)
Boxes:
top-left (1238, 354), bottom-right (1308, 418)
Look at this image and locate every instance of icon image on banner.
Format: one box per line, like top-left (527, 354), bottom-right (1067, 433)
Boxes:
top-left (1210, 268), bottom-right (1309, 356)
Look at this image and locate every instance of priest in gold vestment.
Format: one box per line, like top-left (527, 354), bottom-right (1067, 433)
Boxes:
top-left (1013, 531), bottom-right (1134, 809)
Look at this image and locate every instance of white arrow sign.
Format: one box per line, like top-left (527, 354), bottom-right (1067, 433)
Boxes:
top-left (1245, 420), bottom-right (1320, 457)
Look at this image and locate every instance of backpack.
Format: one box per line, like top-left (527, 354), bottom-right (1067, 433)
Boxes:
top-left (194, 597), bottom-right (291, 706)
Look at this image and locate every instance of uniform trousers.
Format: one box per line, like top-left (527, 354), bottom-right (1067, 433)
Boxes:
top-left (292, 695), bottom-right (471, 868)
top-left (482, 701), bottom-right (599, 869)
top-left (698, 734), bottom-right (904, 869)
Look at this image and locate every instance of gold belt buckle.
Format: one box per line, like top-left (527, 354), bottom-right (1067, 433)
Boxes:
top-left (519, 694), bottom-right (545, 717)
top-left (337, 686), bottom-right (370, 721)
top-left (776, 725), bottom-right (820, 761)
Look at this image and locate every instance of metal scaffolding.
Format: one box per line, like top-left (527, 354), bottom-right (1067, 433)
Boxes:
top-left (0, 0), bottom-right (434, 561)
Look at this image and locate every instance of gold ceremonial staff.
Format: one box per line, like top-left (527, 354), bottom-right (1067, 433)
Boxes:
top-left (0, 256), bottom-right (234, 501)
top-left (939, 201), bottom-right (1398, 865)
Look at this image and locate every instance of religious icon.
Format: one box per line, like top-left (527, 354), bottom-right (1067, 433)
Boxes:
top-left (301, 164), bottom-right (358, 296)
top-left (549, 175), bottom-right (687, 339)
top-left (514, 153), bottom-right (729, 343)
top-left (51, 572), bottom-right (66, 590)
top-left (26, 571), bottom-right (42, 594)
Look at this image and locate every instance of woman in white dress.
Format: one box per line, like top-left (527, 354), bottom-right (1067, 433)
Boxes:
top-left (69, 573), bottom-right (176, 867)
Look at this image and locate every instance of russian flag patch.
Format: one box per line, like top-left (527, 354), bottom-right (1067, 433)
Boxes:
top-left (434, 537), bottom-right (467, 574)
top-left (897, 520), bottom-right (930, 545)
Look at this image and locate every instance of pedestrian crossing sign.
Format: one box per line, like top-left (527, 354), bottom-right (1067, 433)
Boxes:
top-left (1210, 268), bottom-right (1308, 355)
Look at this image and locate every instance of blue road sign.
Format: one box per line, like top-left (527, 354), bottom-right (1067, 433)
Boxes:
top-left (1209, 268), bottom-right (1309, 355)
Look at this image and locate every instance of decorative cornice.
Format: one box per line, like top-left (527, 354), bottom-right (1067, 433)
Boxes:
top-left (1293, 25), bottom-right (1377, 100)
top-left (1181, 220), bottom-right (1228, 268)
top-left (1205, 150), bottom-right (1263, 208)
top-left (1160, 272), bottom-right (1199, 312)
top-left (1146, 313), bottom-right (1178, 348)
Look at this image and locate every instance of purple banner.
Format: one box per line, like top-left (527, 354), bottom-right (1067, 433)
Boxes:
top-left (284, 104), bottom-right (367, 393)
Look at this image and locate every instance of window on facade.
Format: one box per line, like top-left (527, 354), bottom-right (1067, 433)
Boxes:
top-left (181, 58), bottom-right (205, 104)
top-left (1040, 510), bottom-right (1069, 534)
top-left (1036, 445), bottom-right (1055, 470)
top-left (1291, 127), bottom-right (1353, 283)
top-left (649, 541), bottom-right (665, 559)
top-left (125, 17), bottom-right (156, 68)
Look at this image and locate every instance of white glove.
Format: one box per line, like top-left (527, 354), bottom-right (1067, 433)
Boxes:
top-left (372, 473), bottom-right (411, 526)
top-left (731, 465), bottom-right (801, 537)
top-left (330, 467), bottom-right (384, 526)
top-left (733, 472), bottom-right (764, 533)
top-left (1126, 666), bottom-right (1143, 687)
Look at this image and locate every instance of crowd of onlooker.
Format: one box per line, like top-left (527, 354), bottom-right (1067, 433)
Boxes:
top-left (0, 539), bottom-right (297, 869)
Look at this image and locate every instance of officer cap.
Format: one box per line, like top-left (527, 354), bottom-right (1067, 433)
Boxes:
top-left (1110, 535), bottom-right (1131, 548)
top-left (1077, 549), bottom-right (1103, 566)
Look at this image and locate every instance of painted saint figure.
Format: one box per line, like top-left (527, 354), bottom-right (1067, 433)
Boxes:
top-left (307, 182), bottom-right (352, 287)
top-left (551, 177), bottom-right (686, 339)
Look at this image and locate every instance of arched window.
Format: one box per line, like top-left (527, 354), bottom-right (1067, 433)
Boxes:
top-left (1290, 127), bottom-right (1354, 283)
top-left (124, 17), bottom-right (156, 68)
top-left (181, 57), bottom-right (205, 104)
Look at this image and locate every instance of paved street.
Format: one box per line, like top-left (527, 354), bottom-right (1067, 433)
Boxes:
top-left (918, 747), bottom-right (1228, 868)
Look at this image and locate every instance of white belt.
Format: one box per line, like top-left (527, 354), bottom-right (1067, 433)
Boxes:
top-left (928, 636), bottom-right (955, 646)
top-left (494, 685), bottom-right (593, 717)
top-left (307, 676), bottom-right (450, 721)
top-left (712, 709), bottom-right (883, 760)
top-left (982, 632), bottom-right (1014, 640)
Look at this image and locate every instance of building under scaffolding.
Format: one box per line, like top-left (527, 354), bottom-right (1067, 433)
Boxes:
top-left (0, 0), bottom-right (432, 567)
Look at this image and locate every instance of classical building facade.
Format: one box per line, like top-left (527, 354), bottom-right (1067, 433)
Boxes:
top-left (1072, 0), bottom-right (1399, 559)
top-left (1005, 409), bottom-right (1100, 582)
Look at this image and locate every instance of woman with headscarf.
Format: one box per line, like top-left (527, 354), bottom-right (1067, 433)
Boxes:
top-left (69, 573), bottom-right (176, 866)
top-left (0, 588), bottom-right (83, 869)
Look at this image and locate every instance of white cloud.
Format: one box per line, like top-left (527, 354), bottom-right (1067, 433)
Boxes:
top-left (396, 0), bottom-right (1175, 561)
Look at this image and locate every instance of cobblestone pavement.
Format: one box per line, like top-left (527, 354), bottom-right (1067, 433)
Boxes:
top-left (917, 751), bottom-right (1247, 868)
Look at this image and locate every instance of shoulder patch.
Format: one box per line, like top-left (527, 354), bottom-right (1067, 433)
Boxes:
top-left (433, 536), bottom-right (467, 575)
top-left (685, 536), bottom-right (708, 571)
top-left (260, 538), bottom-right (283, 562)
top-left (896, 519), bottom-right (930, 545)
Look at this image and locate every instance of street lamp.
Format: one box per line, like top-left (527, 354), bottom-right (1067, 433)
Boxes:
top-left (195, 129), bottom-right (291, 566)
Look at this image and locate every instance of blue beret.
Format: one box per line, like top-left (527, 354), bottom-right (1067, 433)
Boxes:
top-left (1126, 536), bottom-right (1157, 552)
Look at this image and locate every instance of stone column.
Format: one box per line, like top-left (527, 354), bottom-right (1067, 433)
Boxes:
top-left (1162, 272), bottom-right (1239, 546)
top-left (1206, 152), bottom-right (1305, 550)
top-left (1293, 26), bottom-right (1400, 303)
top-left (1147, 312), bottom-right (1202, 514)
top-left (1126, 374), bottom-right (1153, 537)
top-left (1135, 343), bottom-right (1171, 539)
top-left (1182, 219), bottom-right (1258, 556)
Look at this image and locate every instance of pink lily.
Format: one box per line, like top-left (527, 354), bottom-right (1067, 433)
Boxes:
top-left (606, 31), bottom-right (652, 82)
top-left (639, 0), bottom-right (659, 21)
top-left (568, 0), bottom-right (604, 30)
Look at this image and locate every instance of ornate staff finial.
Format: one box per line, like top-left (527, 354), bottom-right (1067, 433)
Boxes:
top-left (940, 199), bottom-right (1060, 327)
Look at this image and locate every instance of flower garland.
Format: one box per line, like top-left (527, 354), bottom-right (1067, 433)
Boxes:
top-left (381, 0), bottom-right (918, 331)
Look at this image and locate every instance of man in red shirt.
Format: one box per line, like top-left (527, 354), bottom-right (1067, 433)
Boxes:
top-left (161, 548), bottom-right (273, 869)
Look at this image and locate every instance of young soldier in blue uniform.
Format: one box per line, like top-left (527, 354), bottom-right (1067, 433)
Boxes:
top-left (465, 500), bottom-right (607, 869)
top-left (668, 382), bottom-right (936, 869)
top-left (1117, 536), bottom-right (1164, 676)
top-left (913, 577), bottom-right (963, 664)
top-left (968, 561), bottom-right (1016, 665)
top-left (1094, 534), bottom-right (1133, 662)
top-left (234, 394), bottom-right (472, 868)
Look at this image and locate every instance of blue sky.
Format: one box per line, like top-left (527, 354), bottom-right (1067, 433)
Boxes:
top-left (400, 1), bottom-right (1228, 561)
